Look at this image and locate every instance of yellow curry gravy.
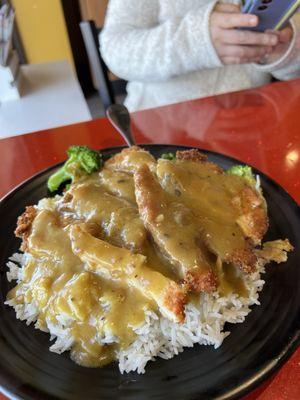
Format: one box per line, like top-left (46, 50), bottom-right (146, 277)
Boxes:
top-left (156, 159), bottom-right (259, 261)
top-left (8, 165), bottom-right (249, 368)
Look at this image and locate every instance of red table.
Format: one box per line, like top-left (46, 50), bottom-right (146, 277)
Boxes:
top-left (0, 79), bottom-right (299, 399)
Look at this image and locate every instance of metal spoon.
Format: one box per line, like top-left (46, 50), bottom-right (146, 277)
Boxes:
top-left (106, 104), bottom-right (136, 147)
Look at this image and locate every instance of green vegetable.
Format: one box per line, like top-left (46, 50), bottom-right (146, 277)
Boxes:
top-left (226, 165), bottom-right (256, 187)
top-left (47, 145), bottom-right (103, 192)
top-left (161, 152), bottom-right (176, 161)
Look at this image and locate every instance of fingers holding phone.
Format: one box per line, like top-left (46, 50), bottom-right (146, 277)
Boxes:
top-left (263, 25), bottom-right (294, 64)
top-left (267, 26), bottom-right (294, 43)
top-left (210, 3), bottom-right (279, 65)
top-left (240, 0), bottom-right (297, 63)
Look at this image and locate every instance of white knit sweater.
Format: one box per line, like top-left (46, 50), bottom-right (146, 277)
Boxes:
top-left (100, 0), bottom-right (300, 111)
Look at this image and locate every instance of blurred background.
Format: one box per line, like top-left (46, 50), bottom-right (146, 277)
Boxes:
top-left (0, 0), bottom-right (125, 138)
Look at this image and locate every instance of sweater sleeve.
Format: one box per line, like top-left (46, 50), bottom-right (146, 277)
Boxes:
top-left (253, 13), bottom-right (300, 81)
top-left (100, 0), bottom-right (221, 83)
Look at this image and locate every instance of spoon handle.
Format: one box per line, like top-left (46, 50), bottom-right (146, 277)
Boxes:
top-left (106, 104), bottom-right (136, 147)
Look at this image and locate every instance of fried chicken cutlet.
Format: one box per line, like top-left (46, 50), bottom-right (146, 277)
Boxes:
top-left (156, 150), bottom-right (268, 273)
top-left (134, 164), bottom-right (217, 293)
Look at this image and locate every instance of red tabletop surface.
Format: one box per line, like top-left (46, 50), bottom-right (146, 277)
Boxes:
top-left (0, 79), bottom-right (299, 399)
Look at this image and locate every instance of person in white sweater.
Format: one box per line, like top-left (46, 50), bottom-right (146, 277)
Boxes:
top-left (100, 1), bottom-right (300, 111)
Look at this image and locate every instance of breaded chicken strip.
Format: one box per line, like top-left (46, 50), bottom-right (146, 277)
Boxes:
top-left (26, 209), bottom-right (83, 276)
top-left (232, 187), bottom-right (268, 246)
top-left (59, 183), bottom-right (147, 251)
top-left (98, 168), bottom-right (136, 203)
top-left (134, 165), bottom-right (217, 293)
top-left (69, 224), bottom-right (186, 323)
top-left (15, 206), bottom-right (37, 251)
top-left (105, 146), bottom-right (156, 174)
top-left (256, 239), bottom-right (294, 264)
top-left (157, 150), bottom-right (268, 273)
top-left (176, 150), bottom-right (223, 174)
top-left (177, 150), bottom-right (268, 246)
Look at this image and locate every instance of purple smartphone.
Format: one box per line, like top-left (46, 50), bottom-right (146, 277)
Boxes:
top-left (242, 0), bottom-right (300, 32)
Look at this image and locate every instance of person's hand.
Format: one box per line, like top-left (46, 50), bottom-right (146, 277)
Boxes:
top-left (263, 26), bottom-right (293, 64)
top-left (210, 3), bottom-right (279, 65)
top-left (277, 26), bottom-right (294, 44)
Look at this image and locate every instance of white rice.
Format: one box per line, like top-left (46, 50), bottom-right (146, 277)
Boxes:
top-left (5, 252), bottom-right (265, 374)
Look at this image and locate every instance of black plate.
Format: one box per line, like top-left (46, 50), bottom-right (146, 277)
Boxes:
top-left (0, 145), bottom-right (299, 400)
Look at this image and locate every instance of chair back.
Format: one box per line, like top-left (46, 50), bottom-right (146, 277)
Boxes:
top-left (79, 20), bottom-right (115, 109)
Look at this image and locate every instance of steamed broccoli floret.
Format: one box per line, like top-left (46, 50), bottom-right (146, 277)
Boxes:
top-left (47, 145), bottom-right (103, 192)
top-left (161, 152), bottom-right (176, 161)
top-left (226, 165), bottom-right (256, 187)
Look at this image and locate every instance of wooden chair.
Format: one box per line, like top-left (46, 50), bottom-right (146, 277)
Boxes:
top-left (79, 20), bottom-right (127, 109)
